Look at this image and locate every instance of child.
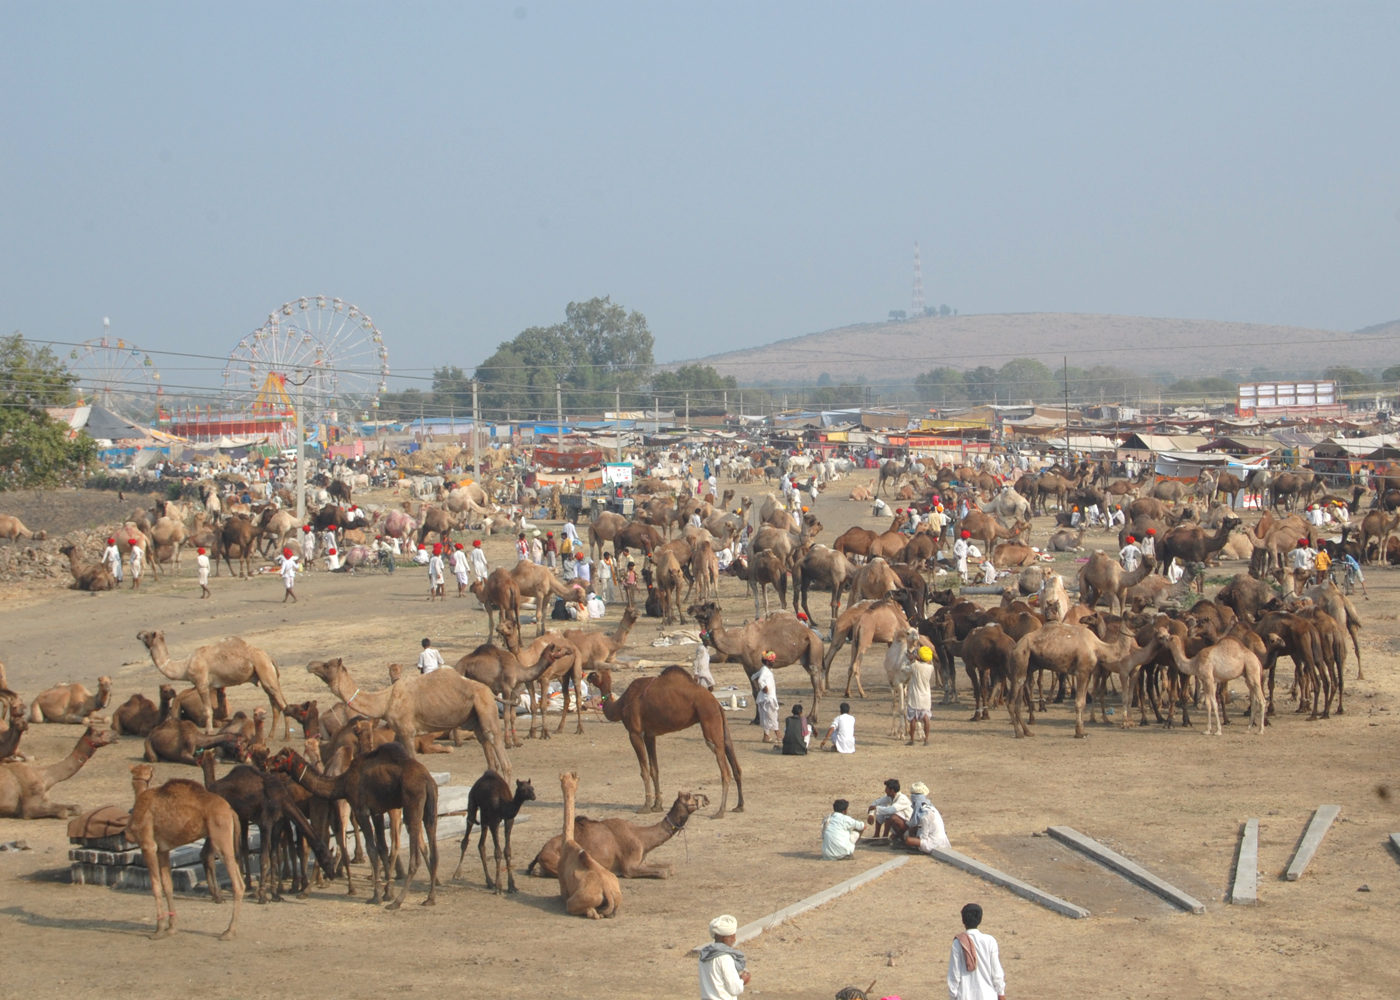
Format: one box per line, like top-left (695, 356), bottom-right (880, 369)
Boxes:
top-left (821, 799), bottom-right (865, 860)
top-left (599, 552), bottom-right (615, 603)
top-left (196, 546), bottom-right (210, 599)
top-left (624, 560), bottom-right (639, 610)
top-left (1343, 551), bottom-right (1367, 598)
top-left (417, 637), bottom-right (445, 675)
top-left (544, 531), bottom-right (558, 569)
top-left (1314, 546), bottom-right (1332, 587)
top-left (516, 532), bottom-right (529, 562)
top-left (279, 546), bottom-right (299, 603)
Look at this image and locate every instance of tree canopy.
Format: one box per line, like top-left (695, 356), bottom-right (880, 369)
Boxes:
top-left (649, 364), bottom-right (737, 408)
top-left (0, 333), bottom-right (93, 489)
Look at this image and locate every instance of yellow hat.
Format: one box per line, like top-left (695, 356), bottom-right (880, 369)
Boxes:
top-left (917, 645), bottom-right (934, 662)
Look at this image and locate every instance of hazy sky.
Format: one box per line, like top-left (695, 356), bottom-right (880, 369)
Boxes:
top-left (4, 3), bottom-right (1399, 392)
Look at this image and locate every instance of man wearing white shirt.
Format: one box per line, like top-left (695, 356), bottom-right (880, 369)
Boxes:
top-left (301, 525), bottom-right (315, 569)
top-left (103, 537), bottom-right (123, 584)
top-left (947, 903), bottom-right (1006, 1000)
top-left (821, 799), bottom-right (865, 860)
top-left (1119, 536), bottom-right (1142, 572)
top-left (820, 702), bottom-right (856, 753)
top-left (698, 914), bottom-right (750, 1000)
top-left (417, 638), bottom-right (445, 674)
top-left (953, 531), bottom-right (971, 582)
top-left (868, 779), bottom-right (913, 839)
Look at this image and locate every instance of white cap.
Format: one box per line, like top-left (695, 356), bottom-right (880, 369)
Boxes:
top-left (710, 914), bottom-right (738, 937)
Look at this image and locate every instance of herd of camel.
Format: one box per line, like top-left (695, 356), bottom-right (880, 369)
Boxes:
top-left (0, 448), bottom-right (1392, 936)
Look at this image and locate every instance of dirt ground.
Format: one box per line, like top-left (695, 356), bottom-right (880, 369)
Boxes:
top-left (1, 477), bottom-right (1398, 1000)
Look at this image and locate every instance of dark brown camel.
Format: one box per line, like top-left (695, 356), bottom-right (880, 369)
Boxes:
top-left (112, 687), bottom-right (172, 737)
top-left (591, 666), bottom-right (743, 818)
top-left (449, 770), bottom-right (536, 894)
top-left (144, 686), bottom-right (247, 765)
top-left (469, 567), bottom-right (522, 635)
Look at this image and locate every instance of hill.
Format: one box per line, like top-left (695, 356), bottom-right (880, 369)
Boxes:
top-left (678, 312), bottom-right (1400, 384)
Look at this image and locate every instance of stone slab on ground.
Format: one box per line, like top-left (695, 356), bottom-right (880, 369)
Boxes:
top-left (927, 846), bottom-right (1090, 919)
top-left (1230, 819), bottom-right (1260, 905)
top-left (1047, 825), bottom-right (1206, 914)
top-left (1285, 805), bottom-right (1341, 881)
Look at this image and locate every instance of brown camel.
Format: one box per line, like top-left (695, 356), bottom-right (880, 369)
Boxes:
top-left (588, 510), bottom-right (630, 560)
top-left (821, 599), bottom-right (911, 698)
top-left (509, 561), bottom-right (586, 636)
top-left (454, 634), bottom-right (571, 747)
top-left (1, 697), bottom-right (28, 761)
top-left (1157, 631), bottom-right (1265, 735)
top-left (792, 544), bottom-right (858, 628)
top-left (307, 657), bottom-right (512, 776)
top-left (959, 512), bottom-right (1030, 551)
top-left (562, 608), bottom-right (640, 674)
top-left (592, 666), bottom-right (744, 818)
top-left (1158, 517), bottom-right (1242, 571)
top-left (0, 514), bottom-right (44, 543)
top-left (1301, 581), bottom-right (1364, 679)
top-left (144, 686), bottom-right (247, 765)
top-left (0, 726), bottom-right (115, 818)
top-left (470, 567), bottom-right (523, 635)
top-left (127, 763), bottom-right (244, 940)
top-left (1359, 510), bottom-right (1400, 564)
top-left (832, 525), bottom-right (878, 562)
top-left (844, 557), bottom-right (903, 611)
top-left (136, 629), bottom-right (288, 736)
top-left (29, 677), bottom-right (113, 724)
top-left (991, 542), bottom-right (1039, 569)
top-left (646, 549), bottom-right (685, 624)
top-left (450, 770), bottom-right (536, 893)
top-left (556, 770), bottom-right (622, 918)
top-left (726, 550), bottom-right (789, 617)
top-left (59, 544), bottom-right (115, 591)
top-left (529, 789), bottom-right (707, 879)
top-left (1077, 551), bottom-right (1157, 616)
top-left (691, 602), bottom-right (827, 722)
top-left (112, 687), bottom-right (171, 737)
top-left (216, 514), bottom-right (260, 578)
top-left (1005, 623), bottom-right (1156, 738)
top-left (494, 622), bottom-right (583, 739)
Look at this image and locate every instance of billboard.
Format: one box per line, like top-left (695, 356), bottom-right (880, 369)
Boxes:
top-left (1237, 380), bottom-right (1336, 410)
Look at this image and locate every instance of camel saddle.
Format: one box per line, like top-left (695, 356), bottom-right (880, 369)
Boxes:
top-left (67, 806), bottom-right (130, 841)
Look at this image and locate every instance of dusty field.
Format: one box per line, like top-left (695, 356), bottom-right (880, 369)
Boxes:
top-left (1, 480), bottom-right (1399, 1000)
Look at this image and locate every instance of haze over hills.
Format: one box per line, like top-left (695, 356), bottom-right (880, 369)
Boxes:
top-left (677, 313), bottom-right (1400, 385)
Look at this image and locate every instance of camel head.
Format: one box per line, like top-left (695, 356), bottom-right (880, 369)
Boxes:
top-left (688, 601), bottom-right (721, 627)
top-left (514, 778), bottom-right (537, 805)
top-left (559, 770), bottom-right (579, 796)
top-left (129, 762), bottom-right (154, 787)
top-left (136, 629), bottom-right (162, 651)
top-left (97, 676), bottom-right (113, 695)
top-left (81, 727), bottom-right (117, 750)
top-left (585, 669), bottom-right (613, 699)
top-left (543, 643), bottom-right (572, 666)
top-left (306, 658), bottom-right (345, 686)
top-left (388, 663), bottom-right (404, 682)
top-left (673, 790), bottom-right (709, 817)
top-left (266, 746), bottom-right (302, 775)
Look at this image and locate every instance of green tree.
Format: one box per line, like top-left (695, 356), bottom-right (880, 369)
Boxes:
top-left (1382, 365), bottom-right (1400, 383)
top-left (650, 365), bottom-right (737, 408)
top-left (996, 358), bottom-right (1057, 404)
top-left (431, 365), bottom-right (473, 411)
top-left (473, 297), bottom-right (654, 418)
top-left (914, 367), bottom-right (966, 405)
top-left (0, 333), bottom-right (94, 489)
top-left (1323, 366), bottom-right (1368, 393)
top-left (810, 383), bottom-right (864, 407)
top-left (963, 366), bottom-right (1000, 404)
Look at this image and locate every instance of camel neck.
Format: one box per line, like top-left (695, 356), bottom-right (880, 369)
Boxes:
top-left (562, 783), bottom-right (577, 842)
top-left (40, 738), bottom-right (97, 790)
top-left (147, 640), bottom-right (181, 679)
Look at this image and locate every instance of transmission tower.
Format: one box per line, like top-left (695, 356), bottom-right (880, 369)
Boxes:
top-left (911, 241), bottom-right (925, 317)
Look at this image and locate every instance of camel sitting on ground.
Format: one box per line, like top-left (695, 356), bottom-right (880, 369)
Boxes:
top-left (470, 568), bottom-right (523, 635)
top-left (509, 562), bottom-right (586, 636)
top-left (556, 771), bottom-right (622, 919)
top-left (591, 666), bottom-right (743, 818)
top-left (112, 689), bottom-right (168, 737)
top-left (1156, 630), bottom-right (1266, 735)
top-left (1, 726), bottom-right (116, 818)
top-left (1, 697), bottom-right (28, 761)
top-left (529, 789), bottom-right (708, 879)
top-left (307, 657), bottom-right (512, 777)
top-left (691, 602), bottom-right (827, 723)
top-left (59, 544), bottom-right (115, 591)
top-left (136, 630), bottom-right (289, 737)
top-left (450, 770), bottom-right (536, 894)
top-left (144, 686), bottom-right (247, 765)
top-left (126, 763), bottom-right (244, 940)
top-left (29, 677), bottom-right (113, 724)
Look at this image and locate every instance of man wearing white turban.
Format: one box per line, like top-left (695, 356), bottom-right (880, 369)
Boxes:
top-left (698, 914), bottom-right (750, 999)
top-left (903, 781), bottom-right (950, 854)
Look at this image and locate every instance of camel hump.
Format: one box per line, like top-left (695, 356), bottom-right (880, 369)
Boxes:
top-left (657, 664), bottom-right (692, 681)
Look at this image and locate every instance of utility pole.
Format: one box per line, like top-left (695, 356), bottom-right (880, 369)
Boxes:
top-left (723, 389), bottom-right (728, 415)
top-left (685, 391), bottom-right (690, 433)
top-left (1063, 356), bottom-right (1071, 462)
top-left (471, 379), bottom-right (480, 478)
top-left (615, 385), bottom-right (622, 463)
top-left (293, 375), bottom-right (307, 524)
top-left (654, 394), bottom-right (660, 435)
top-left (555, 382), bottom-right (563, 446)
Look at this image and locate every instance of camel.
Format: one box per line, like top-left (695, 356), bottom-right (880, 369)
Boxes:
top-left (1156, 631), bottom-right (1265, 735)
top-left (686, 538), bottom-right (721, 604)
top-left (29, 677), bottom-right (113, 724)
top-left (1358, 510), bottom-right (1400, 564)
top-left (959, 513), bottom-right (1029, 551)
top-left (216, 514), bottom-right (260, 578)
top-left (59, 544), bottom-right (115, 591)
top-left (944, 623), bottom-right (1017, 722)
top-left (614, 520), bottom-right (664, 556)
top-left (1158, 517), bottom-right (1242, 571)
top-left (588, 510), bottom-right (629, 560)
top-left (127, 763), bottom-right (244, 940)
top-left (1046, 529), bottom-right (1085, 553)
top-left (979, 488), bottom-right (1031, 527)
top-left (529, 789), bottom-right (707, 879)
top-left (692, 602), bottom-right (827, 722)
top-left (1036, 570), bottom-right (1070, 624)
top-left (832, 526), bottom-right (877, 562)
top-left (454, 635), bottom-right (571, 747)
top-left (821, 599), bottom-right (910, 698)
top-left (0, 726), bottom-right (115, 818)
top-left (876, 457), bottom-right (911, 496)
top-left (1301, 581), bottom-right (1363, 679)
top-left (306, 657), bottom-right (512, 776)
top-left (450, 770), bottom-right (535, 893)
top-left (1, 697), bottom-right (28, 761)
top-left (144, 687), bottom-right (247, 765)
top-left (562, 608), bottom-right (639, 674)
top-left (844, 557), bottom-right (902, 611)
top-left (592, 666), bottom-right (744, 818)
top-left (494, 623), bottom-right (583, 739)
top-left (556, 771), bottom-right (622, 918)
top-left (470, 567), bottom-right (523, 635)
top-left (509, 561), bottom-right (586, 636)
top-left (136, 630), bottom-right (288, 736)
top-left (750, 520), bottom-right (821, 568)
top-left (792, 545), bottom-right (858, 627)
top-left (991, 542), bottom-right (1038, 569)
top-left (1005, 623), bottom-right (1151, 738)
top-left (1031, 473), bottom-right (1074, 513)
top-left (727, 550), bottom-right (789, 617)
top-left (1125, 575), bottom-right (1185, 611)
top-left (648, 549), bottom-right (686, 624)
top-left (0, 514), bottom-right (44, 543)
top-left (1077, 551), bottom-right (1156, 616)
top-left (415, 505), bottom-right (466, 546)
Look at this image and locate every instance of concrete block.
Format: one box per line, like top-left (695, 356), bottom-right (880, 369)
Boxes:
top-left (927, 846), bottom-right (1090, 919)
top-left (1285, 806), bottom-right (1340, 881)
top-left (1230, 819), bottom-right (1259, 905)
top-left (1047, 826), bottom-right (1205, 914)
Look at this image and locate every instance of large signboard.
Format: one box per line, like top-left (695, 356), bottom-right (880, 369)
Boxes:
top-left (603, 463), bottom-right (633, 484)
top-left (1238, 381), bottom-right (1336, 409)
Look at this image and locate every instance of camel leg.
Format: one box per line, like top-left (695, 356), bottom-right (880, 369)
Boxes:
top-left (844, 634), bottom-right (869, 699)
top-left (486, 822), bottom-right (503, 895)
top-left (142, 844), bottom-right (171, 938)
top-left (195, 679), bottom-right (215, 734)
top-left (627, 730), bottom-right (653, 811)
top-left (644, 733), bottom-right (664, 812)
top-left (453, 800), bottom-right (478, 882)
top-left (201, 841), bottom-right (224, 903)
top-left (211, 823), bottom-right (244, 941)
top-left (387, 804), bottom-right (422, 911)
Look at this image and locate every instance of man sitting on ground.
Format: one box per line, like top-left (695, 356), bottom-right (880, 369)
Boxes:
top-left (821, 799), bottom-right (865, 860)
top-left (867, 778), bottom-right (913, 840)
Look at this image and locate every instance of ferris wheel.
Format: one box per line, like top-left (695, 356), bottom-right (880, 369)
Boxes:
top-left (68, 319), bottom-right (162, 420)
top-left (223, 296), bottom-right (389, 422)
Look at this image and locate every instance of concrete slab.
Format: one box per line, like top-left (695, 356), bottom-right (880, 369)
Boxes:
top-left (1230, 819), bottom-right (1259, 905)
top-left (1389, 833), bottom-right (1400, 856)
top-left (1285, 805), bottom-right (1340, 881)
top-left (688, 856), bottom-right (907, 954)
top-left (927, 846), bottom-right (1090, 918)
top-left (1047, 826), bottom-right (1206, 914)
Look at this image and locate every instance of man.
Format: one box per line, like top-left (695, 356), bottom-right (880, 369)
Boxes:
top-left (953, 531), bottom-right (972, 583)
top-left (904, 780), bottom-right (950, 854)
top-left (469, 539), bottom-right (489, 585)
top-left (781, 703), bottom-right (809, 755)
top-left (928, 504), bottom-right (945, 543)
top-left (428, 543), bottom-right (445, 601)
top-left (574, 552), bottom-right (592, 589)
top-left (127, 537), bottom-right (143, 590)
top-left (544, 531), bottom-right (558, 569)
top-left (754, 652), bottom-right (780, 743)
top-left (322, 528), bottom-right (338, 568)
top-left (1119, 535), bottom-right (1141, 572)
top-left (196, 546), bottom-right (211, 599)
top-left (692, 641), bottom-right (715, 691)
top-left (103, 537), bottom-right (123, 584)
top-left (946, 903), bottom-right (1006, 1000)
top-left (417, 637), bottom-right (445, 675)
top-left (562, 519), bottom-right (581, 553)
top-left (819, 702), bottom-right (856, 753)
top-left (822, 799), bottom-right (865, 860)
top-left (451, 543), bottom-right (470, 597)
top-left (868, 779), bottom-right (913, 840)
top-left (1141, 528), bottom-right (1156, 560)
top-left (301, 524), bottom-right (315, 569)
top-left (1291, 538), bottom-right (1316, 595)
top-left (906, 644), bottom-right (935, 745)
top-left (698, 914), bottom-right (750, 1000)
top-left (278, 546), bottom-right (299, 603)
top-left (413, 543), bottom-right (430, 566)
